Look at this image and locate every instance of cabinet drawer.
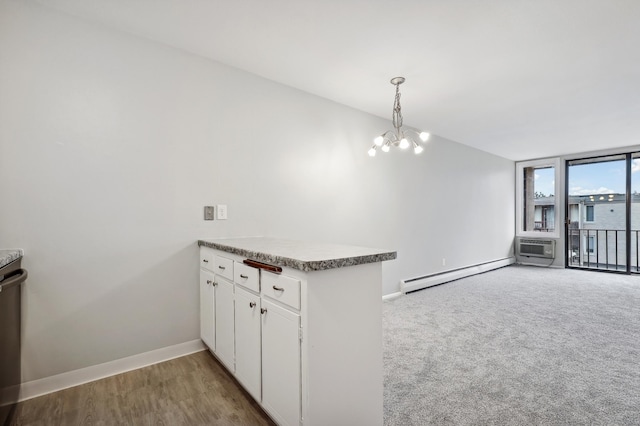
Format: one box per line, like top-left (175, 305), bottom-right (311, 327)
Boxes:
top-left (235, 262), bottom-right (260, 293)
top-left (200, 248), bottom-right (215, 271)
top-left (262, 272), bottom-right (300, 310)
top-left (214, 255), bottom-right (234, 280)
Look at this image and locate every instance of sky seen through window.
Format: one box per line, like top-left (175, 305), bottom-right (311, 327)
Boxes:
top-left (534, 159), bottom-right (640, 197)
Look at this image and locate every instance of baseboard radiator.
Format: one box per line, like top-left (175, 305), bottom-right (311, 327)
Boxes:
top-left (400, 257), bottom-right (515, 294)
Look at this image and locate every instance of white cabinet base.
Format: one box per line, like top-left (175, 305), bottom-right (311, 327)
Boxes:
top-left (301, 264), bottom-right (383, 426)
top-left (261, 298), bottom-right (301, 426)
top-left (199, 246), bottom-right (384, 426)
top-left (215, 276), bottom-right (235, 372)
top-left (199, 269), bottom-right (215, 350)
top-left (234, 287), bottom-right (262, 402)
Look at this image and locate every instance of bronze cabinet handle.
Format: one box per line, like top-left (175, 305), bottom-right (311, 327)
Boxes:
top-left (243, 259), bottom-right (282, 273)
top-left (218, 266), bottom-right (226, 270)
top-left (249, 302), bottom-right (256, 308)
top-left (206, 280), bottom-right (213, 285)
top-left (261, 308), bottom-right (267, 314)
top-left (202, 259), bottom-right (209, 263)
top-left (273, 285), bottom-right (284, 292)
top-left (240, 274), bottom-right (248, 279)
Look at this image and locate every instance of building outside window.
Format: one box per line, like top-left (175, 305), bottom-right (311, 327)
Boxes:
top-left (568, 194), bottom-right (628, 268)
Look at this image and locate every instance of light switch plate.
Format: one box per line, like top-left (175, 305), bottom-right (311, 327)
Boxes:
top-left (204, 206), bottom-right (215, 220)
top-left (216, 204), bottom-right (228, 220)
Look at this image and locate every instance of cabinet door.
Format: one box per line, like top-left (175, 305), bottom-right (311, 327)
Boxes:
top-left (261, 299), bottom-right (301, 426)
top-left (199, 269), bottom-right (215, 350)
top-left (234, 287), bottom-right (261, 401)
top-left (215, 276), bottom-right (235, 372)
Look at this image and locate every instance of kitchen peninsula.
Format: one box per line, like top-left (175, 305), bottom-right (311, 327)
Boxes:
top-left (198, 237), bottom-right (396, 426)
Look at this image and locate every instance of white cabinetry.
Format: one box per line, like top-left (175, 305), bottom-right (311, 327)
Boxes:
top-left (261, 298), bottom-right (301, 426)
top-left (200, 248), bottom-right (236, 372)
top-left (214, 276), bottom-right (235, 371)
top-left (199, 242), bottom-right (386, 426)
top-left (234, 286), bottom-right (261, 401)
top-left (235, 262), bottom-right (259, 292)
top-left (262, 271), bottom-right (300, 310)
top-left (199, 269), bottom-right (215, 350)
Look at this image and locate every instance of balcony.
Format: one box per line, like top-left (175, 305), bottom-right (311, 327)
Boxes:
top-left (533, 221), bottom-right (554, 232)
top-left (567, 228), bottom-right (640, 272)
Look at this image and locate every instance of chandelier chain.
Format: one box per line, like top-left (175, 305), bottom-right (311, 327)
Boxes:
top-left (392, 84), bottom-right (403, 132)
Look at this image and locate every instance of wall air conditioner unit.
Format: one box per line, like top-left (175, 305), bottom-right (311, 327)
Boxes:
top-left (516, 238), bottom-right (556, 259)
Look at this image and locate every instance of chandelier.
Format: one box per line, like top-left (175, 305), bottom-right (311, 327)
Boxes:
top-left (368, 77), bottom-right (430, 156)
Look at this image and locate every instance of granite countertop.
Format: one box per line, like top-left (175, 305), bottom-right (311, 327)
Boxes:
top-left (0, 249), bottom-right (24, 269)
top-left (198, 237), bottom-right (396, 272)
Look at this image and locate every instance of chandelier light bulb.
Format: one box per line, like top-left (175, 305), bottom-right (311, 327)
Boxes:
top-left (374, 136), bottom-right (384, 146)
top-left (381, 144), bottom-right (390, 153)
top-left (419, 132), bottom-right (430, 142)
top-left (414, 145), bottom-right (424, 154)
top-left (399, 138), bottom-right (409, 149)
top-left (368, 147), bottom-right (377, 157)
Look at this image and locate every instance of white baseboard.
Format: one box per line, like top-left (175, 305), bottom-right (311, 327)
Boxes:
top-left (400, 257), bottom-right (516, 294)
top-left (18, 339), bottom-right (206, 402)
top-left (382, 291), bottom-right (403, 301)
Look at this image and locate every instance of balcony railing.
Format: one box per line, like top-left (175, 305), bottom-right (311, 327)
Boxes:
top-left (567, 228), bottom-right (640, 272)
top-left (533, 221), bottom-right (554, 232)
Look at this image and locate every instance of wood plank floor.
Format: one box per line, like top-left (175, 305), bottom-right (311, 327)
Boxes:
top-left (9, 350), bottom-right (276, 425)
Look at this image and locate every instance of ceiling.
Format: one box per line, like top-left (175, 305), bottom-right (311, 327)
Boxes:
top-left (32, 0), bottom-right (640, 160)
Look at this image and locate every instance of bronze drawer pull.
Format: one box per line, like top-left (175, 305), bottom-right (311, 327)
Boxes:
top-left (240, 274), bottom-right (248, 279)
top-left (272, 285), bottom-right (284, 292)
top-left (261, 308), bottom-right (267, 314)
top-left (249, 302), bottom-right (256, 308)
top-left (243, 259), bottom-right (282, 273)
top-left (206, 280), bottom-right (213, 285)
top-left (202, 259), bottom-right (209, 263)
top-left (218, 266), bottom-right (226, 270)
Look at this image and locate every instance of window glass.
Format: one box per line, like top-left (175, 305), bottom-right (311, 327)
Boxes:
top-left (585, 205), bottom-right (595, 222)
top-left (567, 154), bottom-right (626, 271)
top-left (522, 165), bottom-right (555, 232)
top-left (631, 153), bottom-right (640, 271)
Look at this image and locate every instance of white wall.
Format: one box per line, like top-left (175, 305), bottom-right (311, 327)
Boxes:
top-left (0, 1), bottom-right (514, 382)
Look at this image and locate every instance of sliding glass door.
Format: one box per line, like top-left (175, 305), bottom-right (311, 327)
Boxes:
top-left (566, 153), bottom-right (640, 273)
top-left (631, 153), bottom-right (640, 271)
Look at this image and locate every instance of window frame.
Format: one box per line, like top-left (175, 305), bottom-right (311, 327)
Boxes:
top-left (516, 158), bottom-right (561, 239)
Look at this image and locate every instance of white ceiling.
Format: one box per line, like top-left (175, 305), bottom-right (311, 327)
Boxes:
top-left (33, 0), bottom-right (640, 160)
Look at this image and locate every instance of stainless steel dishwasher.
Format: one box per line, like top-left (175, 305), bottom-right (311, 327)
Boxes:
top-left (0, 258), bottom-right (27, 426)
